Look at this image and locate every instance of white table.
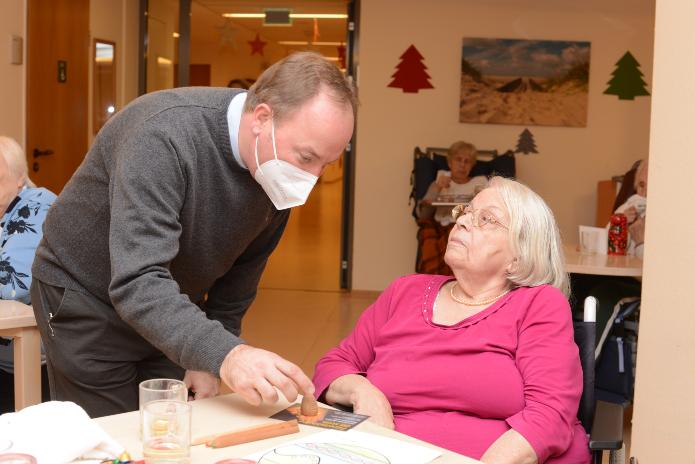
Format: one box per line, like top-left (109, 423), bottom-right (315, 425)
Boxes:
top-left (564, 244), bottom-right (643, 277)
top-left (0, 300), bottom-right (41, 410)
top-left (96, 394), bottom-right (482, 463)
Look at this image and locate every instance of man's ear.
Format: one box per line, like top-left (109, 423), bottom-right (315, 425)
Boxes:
top-left (251, 103), bottom-right (272, 136)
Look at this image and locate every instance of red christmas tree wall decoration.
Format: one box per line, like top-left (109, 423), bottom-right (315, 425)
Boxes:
top-left (387, 45), bottom-right (434, 93)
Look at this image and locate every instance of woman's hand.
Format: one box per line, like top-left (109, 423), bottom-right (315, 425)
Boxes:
top-left (622, 206), bottom-right (638, 224)
top-left (480, 429), bottom-right (537, 464)
top-left (351, 382), bottom-right (395, 429)
top-left (435, 176), bottom-right (452, 190)
top-left (325, 374), bottom-right (395, 429)
top-left (629, 216), bottom-right (646, 245)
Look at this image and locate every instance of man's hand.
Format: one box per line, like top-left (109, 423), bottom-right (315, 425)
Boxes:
top-left (220, 344), bottom-right (314, 406)
top-left (183, 370), bottom-right (220, 400)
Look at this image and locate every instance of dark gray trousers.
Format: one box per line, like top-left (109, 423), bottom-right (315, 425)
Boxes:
top-left (30, 279), bottom-right (184, 418)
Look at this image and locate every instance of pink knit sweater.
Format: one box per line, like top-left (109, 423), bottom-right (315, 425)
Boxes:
top-left (313, 274), bottom-right (590, 463)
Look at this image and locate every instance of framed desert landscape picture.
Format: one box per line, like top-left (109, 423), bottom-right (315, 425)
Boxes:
top-left (460, 38), bottom-right (591, 127)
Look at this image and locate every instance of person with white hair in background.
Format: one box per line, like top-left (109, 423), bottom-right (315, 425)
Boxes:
top-left (0, 136), bottom-right (56, 412)
top-left (612, 159), bottom-right (648, 258)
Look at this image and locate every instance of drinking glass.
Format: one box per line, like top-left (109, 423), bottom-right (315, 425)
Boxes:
top-left (139, 379), bottom-right (187, 439)
top-left (142, 400), bottom-right (191, 464)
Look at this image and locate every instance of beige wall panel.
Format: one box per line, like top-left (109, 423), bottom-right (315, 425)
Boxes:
top-left (630, 0), bottom-right (695, 461)
top-left (352, 0), bottom-right (655, 290)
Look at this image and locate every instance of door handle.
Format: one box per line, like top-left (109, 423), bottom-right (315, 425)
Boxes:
top-left (33, 148), bottom-right (54, 158)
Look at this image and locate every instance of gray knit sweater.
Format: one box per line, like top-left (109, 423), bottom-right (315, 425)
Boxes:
top-left (33, 87), bottom-right (289, 375)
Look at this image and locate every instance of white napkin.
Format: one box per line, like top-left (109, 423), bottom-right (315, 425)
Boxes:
top-left (0, 401), bottom-right (124, 464)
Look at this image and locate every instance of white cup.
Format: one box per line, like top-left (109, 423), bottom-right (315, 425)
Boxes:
top-left (579, 225), bottom-right (608, 255)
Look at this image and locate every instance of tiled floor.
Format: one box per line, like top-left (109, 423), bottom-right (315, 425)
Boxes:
top-left (241, 288), bottom-right (378, 377)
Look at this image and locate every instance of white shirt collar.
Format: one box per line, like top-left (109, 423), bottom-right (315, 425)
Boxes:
top-left (227, 92), bottom-right (248, 169)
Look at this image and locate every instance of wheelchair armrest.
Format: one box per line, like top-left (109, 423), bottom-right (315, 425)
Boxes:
top-left (589, 400), bottom-right (624, 451)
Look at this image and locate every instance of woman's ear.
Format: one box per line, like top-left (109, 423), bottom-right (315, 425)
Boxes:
top-left (506, 257), bottom-right (519, 275)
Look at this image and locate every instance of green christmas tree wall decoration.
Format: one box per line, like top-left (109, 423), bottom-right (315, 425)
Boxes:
top-left (515, 128), bottom-right (538, 155)
top-left (604, 51), bottom-right (650, 100)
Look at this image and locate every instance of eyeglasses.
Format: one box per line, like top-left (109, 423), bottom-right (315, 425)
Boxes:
top-left (451, 204), bottom-right (508, 230)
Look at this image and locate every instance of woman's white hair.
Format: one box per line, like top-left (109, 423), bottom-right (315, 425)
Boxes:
top-left (488, 176), bottom-right (570, 297)
top-left (0, 136), bottom-right (33, 187)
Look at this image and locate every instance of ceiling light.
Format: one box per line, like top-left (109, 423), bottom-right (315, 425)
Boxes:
top-left (157, 56), bottom-right (173, 66)
top-left (277, 41), bottom-right (345, 46)
top-left (290, 14), bottom-right (347, 19)
top-left (223, 13), bottom-right (347, 19)
top-left (172, 32), bottom-right (180, 38)
top-left (223, 13), bottom-right (264, 18)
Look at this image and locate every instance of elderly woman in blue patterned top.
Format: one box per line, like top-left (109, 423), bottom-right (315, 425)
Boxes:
top-left (0, 136), bottom-right (56, 412)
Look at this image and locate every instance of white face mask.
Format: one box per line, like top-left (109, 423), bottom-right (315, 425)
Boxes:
top-left (254, 118), bottom-right (318, 210)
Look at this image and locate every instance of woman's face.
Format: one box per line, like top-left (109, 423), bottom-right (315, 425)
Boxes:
top-left (448, 152), bottom-right (475, 182)
top-left (634, 163), bottom-right (648, 197)
top-left (445, 188), bottom-right (515, 279)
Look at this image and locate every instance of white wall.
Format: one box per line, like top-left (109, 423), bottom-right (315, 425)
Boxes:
top-left (630, 0), bottom-right (695, 461)
top-left (352, 0), bottom-right (655, 290)
top-left (0, 0), bottom-right (26, 146)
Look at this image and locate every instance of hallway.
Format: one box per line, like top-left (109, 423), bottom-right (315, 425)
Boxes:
top-left (259, 176), bottom-right (343, 292)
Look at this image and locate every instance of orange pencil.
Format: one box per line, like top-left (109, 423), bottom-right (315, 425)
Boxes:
top-left (206, 420), bottom-right (300, 448)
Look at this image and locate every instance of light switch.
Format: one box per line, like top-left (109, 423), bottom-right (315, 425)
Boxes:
top-left (11, 35), bottom-right (23, 65)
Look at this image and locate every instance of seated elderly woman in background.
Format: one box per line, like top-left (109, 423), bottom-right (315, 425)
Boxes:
top-left (0, 136), bottom-right (57, 412)
top-left (417, 140), bottom-right (488, 225)
top-left (416, 141), bottom-right (487, 275)
top-left (314, 177), bottom-right (589, 464)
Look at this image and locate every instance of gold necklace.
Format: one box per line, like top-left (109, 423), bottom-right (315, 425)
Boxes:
top-left (449, 282), bottom-right (510, 306)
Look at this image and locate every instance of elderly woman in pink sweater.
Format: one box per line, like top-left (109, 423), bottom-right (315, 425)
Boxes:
top-left (313, 177), bottom-right (589, 464)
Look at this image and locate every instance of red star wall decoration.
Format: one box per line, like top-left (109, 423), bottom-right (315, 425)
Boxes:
top-left (247, 33), bottom-right (267, 56)
top-left (337, 44), bottom-right (346, 69)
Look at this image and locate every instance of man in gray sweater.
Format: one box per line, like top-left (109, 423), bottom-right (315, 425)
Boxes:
top-left (30, 52), bottom-right (356, 417)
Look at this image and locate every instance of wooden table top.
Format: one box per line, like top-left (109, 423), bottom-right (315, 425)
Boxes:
top-left (0, 300), bottom-right (36, 330)
top-left (96, 393), bottom-right (482, 463)
top-left (564, 244), bottom-right (643, 277)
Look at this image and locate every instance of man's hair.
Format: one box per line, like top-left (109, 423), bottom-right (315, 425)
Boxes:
top-left (244, 51), bottom-right (357, 121)
top-left (0, 136), bottom-right (30, 186)
top-left (447, 141), bottom-right (477, 162)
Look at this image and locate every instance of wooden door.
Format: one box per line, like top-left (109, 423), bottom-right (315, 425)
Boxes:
top-left (26, 0), bottom-right (89, 194)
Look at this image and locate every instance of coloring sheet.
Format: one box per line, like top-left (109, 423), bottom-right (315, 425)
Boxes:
top-left (245, 429), bottom-right (441, 464)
